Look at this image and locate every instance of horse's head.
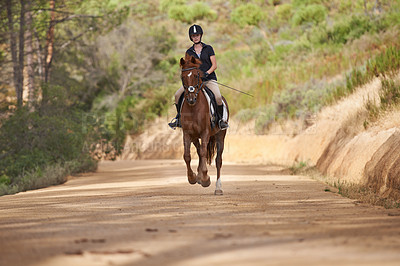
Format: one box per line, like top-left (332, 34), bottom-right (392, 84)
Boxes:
top-left (180, 55), bottom-right (204, 106)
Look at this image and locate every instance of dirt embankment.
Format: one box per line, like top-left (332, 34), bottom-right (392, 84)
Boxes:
top-left (121, 77), bottom-right (400, 200)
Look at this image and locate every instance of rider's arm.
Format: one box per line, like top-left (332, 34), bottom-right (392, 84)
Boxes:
top-left (206, 55), bottom-right (217, 75)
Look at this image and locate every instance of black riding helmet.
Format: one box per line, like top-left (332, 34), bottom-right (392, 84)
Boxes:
top-left (189, 24), bottom-right (203, 42)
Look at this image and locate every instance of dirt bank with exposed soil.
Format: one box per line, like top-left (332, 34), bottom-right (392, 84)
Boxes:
top-left (122, 76), bottom-right (400, 200)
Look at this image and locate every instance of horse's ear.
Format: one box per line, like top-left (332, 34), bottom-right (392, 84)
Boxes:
top-left (185, 53), bottom-right (191, 61)
top-left (180, 57), bottom-right (185, 67)
top-left (190, 56), bottom-right (197, 64)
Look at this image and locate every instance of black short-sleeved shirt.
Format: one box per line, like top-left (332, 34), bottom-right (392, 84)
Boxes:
top-left (186, 42), bottom-right (217, 81)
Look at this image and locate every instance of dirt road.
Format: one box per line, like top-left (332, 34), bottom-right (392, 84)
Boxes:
top-left (1, 160), bottom-right (400, 266)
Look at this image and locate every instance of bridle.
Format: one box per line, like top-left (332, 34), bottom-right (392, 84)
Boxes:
top-left (181, 66), bottom-right (204, 104)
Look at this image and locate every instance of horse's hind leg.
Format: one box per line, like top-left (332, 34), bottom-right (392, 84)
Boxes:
top-left (183, 133), bottom-right (197, 185)
top-left (214, 131), bottom-right (226, 195)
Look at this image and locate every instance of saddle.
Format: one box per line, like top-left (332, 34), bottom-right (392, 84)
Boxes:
top-left (203, 86), bottom-right (220, 129)
top-left (178, 86), bottom-right (226, 129)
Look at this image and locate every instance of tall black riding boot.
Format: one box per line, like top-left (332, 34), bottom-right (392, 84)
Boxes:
top-left (168, 104), bottom-right (181, 129)
top-left (217, 104), bottom-right (229, 130)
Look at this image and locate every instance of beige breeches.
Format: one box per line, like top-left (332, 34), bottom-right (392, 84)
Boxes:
top-left (174, 80), bottom-right (223, 105)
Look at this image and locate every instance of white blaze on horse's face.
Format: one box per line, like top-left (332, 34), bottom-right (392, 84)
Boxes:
top-left (188, 72), bottom-right (192, 77)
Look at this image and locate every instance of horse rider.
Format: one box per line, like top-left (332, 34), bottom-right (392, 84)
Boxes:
top-left (168, 24), bottom-right (229, 130)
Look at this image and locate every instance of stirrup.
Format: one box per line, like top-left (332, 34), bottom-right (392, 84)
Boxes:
top-left (219, 120), bottom-right (229, 130)
top-left (168, 118), bottom-right (181, 129)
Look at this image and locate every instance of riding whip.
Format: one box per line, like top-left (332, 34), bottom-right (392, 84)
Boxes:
top-left (205, 78), bottom-right (254, 97)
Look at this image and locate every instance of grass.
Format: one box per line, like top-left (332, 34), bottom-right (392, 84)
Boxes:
top-left (334, 181), bottom-right (400, 209)
top-left (0, 157), bottom-right (97, 196)
top-left (289, 161), bottom-right (309, 175)
top-left (364, 76), bottom-right (400, 128)
top-left (216, 2), bottom-right (400, 121)
top-left (234, 44), bottom-right (400, 133)
top-left (289, 165), bottom-right (400, 209)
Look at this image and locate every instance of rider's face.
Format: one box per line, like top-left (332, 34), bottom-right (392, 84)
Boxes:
top-left (191, 34), bottom-right (201, 43)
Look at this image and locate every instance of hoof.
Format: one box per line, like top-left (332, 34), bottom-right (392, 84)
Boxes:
top-left (214, 189), bottom-right (223, 195)
top-left (201, 177), bottom-right (211, 187)
top-left (188, 173), bottom-right (197, 185)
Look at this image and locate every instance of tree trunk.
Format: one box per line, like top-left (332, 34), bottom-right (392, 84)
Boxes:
top-left (44, 0), bottom-right (56, 83)
top-left (18, 0), bottom-right (25, 107)
top-left (26, 1), bottom-right (35, 109)
top-left (6, 0), bottom-right (22, 107)
top-left (34, 30), bottom-right (45, 82)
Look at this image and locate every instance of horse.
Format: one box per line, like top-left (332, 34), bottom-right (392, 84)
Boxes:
top-left (179, 54), bottom-right (229, 195)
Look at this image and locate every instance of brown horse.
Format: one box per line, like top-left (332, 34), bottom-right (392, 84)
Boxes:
top-left (179, 55), bottom-right (229, 195)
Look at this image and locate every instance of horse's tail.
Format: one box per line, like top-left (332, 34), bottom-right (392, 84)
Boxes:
top-left (207, 135), bottom-right (216, 165)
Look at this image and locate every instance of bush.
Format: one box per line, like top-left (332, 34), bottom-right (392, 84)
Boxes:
top-left (167, 2), bottom-right (217, 23)
top-left (380, 78), bottom-right (400, 109)
top-left (231, 3), bottom-right (264, 27)
top-left (292, 4), bottom-right (327, 26)
top-left (326, 46), bottom-right (400, 103)
top-left (168, 5), bottom-right (191, 23)
top-left (384, 9), bottom-right (400, 26)
top-left (328, 15), bottom-right (373, 44)
top-left (191, 2), bottom-right (217, 22)
top-left (292, 0), bottom-right (325, 6)
top-left (0, 85), bottom-right (101, 195)
top-left (159, 0), bottom-right (186, 12)
top-left (276, 4), bottom-right (292, 22)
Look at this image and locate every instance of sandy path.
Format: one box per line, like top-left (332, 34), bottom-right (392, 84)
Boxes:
top-left (0, 160), bottom-right (400, 266)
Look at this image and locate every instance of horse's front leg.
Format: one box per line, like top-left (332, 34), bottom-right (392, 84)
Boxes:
top-left (193, 139), bottom-right (203, 184)
top-left (199, 133), bottom-right (210, 187)
top-left (183, 133), bottom-right (196, 185)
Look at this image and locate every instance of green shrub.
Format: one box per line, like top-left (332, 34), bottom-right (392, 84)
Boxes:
top-left (384, 9), bottom-right (400, 26)
top-left (0, 107), bottom-right (97, 177)
top-left (0, 85), bottom-right (101, 194)
top-left (102, 86), bottom-right (172, 150)
top-left (328, 15), bottom-right (373, 44)
top-left (326, 46), bottom-right (400, 103)
top-left (167, 2), bottom-right (217, 23)
top-left (292, 0), bottom-right (325, 6)
top-left (231, 0), bottom-right (266, 6)
top-left (338, 1), bottom-right (352, 12)
top-left (159, 0), bottom-right (186, 12)
top-left (368, 46), bottom-right (400, 78)
top-left (254, 105), bottom-right (278, 134)
top-left (276, 4), bottom-right (293, 22)
top-left (363, 77), bottom-right (400, 129)
top-left (168, 5), bottom-right (191, 22)
top-left (231, 3), bottom-right (264, 27)
top-left (191, 2), bottom-right (217, 21)
top-left (0, 157), bottom-right (97, 196)
top-left (292, 4), bottom-right (327, 26)
top-left (380, 78), bottom-right (400, 109)
top-left (0, 175), bottom-right (10, 185)
top-left (308, 24), bottom-right (329, 44)
top-left (328, 19), bottom-right (351, 44)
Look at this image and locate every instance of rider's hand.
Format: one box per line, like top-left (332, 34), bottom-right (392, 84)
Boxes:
top-left (202, 71), bottom-right (209, 80)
